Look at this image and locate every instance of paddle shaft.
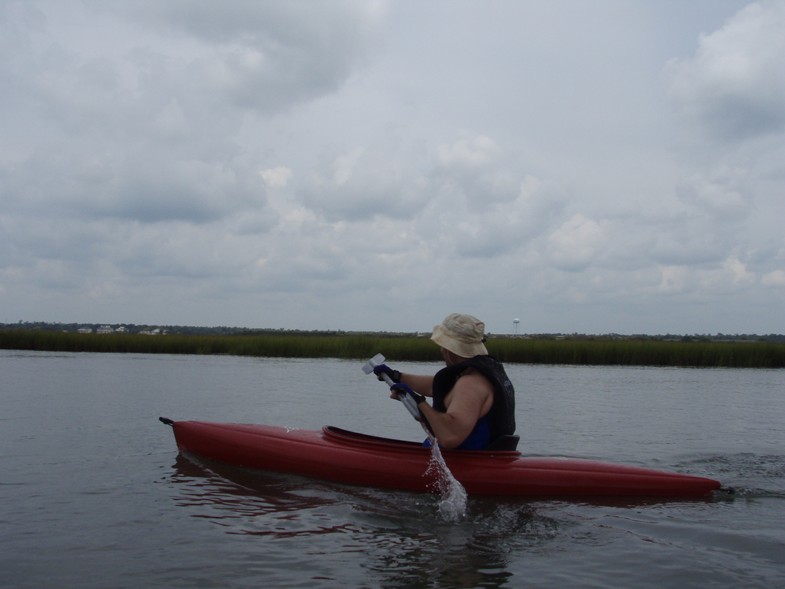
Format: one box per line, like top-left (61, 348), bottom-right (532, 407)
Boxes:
top-left (363, 354), bottom-right (434, 438)
top-left (379, 371), bottom-right (424, 421)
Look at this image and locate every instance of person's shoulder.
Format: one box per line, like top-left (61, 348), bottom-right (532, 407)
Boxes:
top-left (455, 369), bottom-right (493, 391)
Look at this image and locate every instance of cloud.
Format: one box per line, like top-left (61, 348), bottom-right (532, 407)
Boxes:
top-left (546, 214), bottom-right (607, 272)
top-left (101, 0), bottom-right (387, 114)
top-left (260, 166), bottom-right (293, 188)
top-left (678, 171), bottom-right (750, 219)
top-left (665, 1), bottom-right (785, 141)
top-left (443, 175), bottom-right (568, 259)
top-left (762, 269), bottom-right (785, 287)
top-left (0, 1), bottom-right (384, 227)
top-left (297, 145), bottom-right (422, 221)
top-left (1, 1), bottom-right (783, 334)
top-left (436, 135), bottom-right (500, 168)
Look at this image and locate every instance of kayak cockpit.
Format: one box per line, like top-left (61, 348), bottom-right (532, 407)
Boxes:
top-left (322, 426), bottom-right (522, 456)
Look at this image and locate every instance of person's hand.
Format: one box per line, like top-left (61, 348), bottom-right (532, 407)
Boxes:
top-left (390, 382), bottom-right (426, 405)
top-left (372, 364), bottom-right (401, 383)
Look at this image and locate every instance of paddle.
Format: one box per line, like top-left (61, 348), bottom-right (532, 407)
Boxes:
top-left (362, 353), bottom-right (433, 435)
top-left (362, 354), bottom-right (467, 518)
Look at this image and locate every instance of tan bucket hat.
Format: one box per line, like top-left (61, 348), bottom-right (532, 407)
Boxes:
top-left (430, 313), bottom-right (488, 357)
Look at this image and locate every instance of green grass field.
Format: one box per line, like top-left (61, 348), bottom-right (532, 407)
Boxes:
top-left (2, 330), bottom-right (783, 368)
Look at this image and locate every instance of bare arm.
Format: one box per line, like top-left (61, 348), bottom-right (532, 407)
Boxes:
top-left (398, 372), bottom-right (434, 396)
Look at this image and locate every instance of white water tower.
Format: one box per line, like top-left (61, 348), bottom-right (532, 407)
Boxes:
top-left (513, 318), bottom-right (520, 335)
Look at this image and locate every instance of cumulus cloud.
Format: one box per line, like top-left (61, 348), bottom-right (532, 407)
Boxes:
top-left (0, 0), bottom-right (383, 227)
top-left (656, 265), bottom-right (690, 295)
top-left (297, 145), bottom-right (420, 221)
top-left (1, 0), bottom-right (783, 333)
top-left (665, 1), bottom-right (785, 141)
top-left (762, 269), bottom-right (785, 287)
top-left (260, 166), bottom-right (293, 188)
top-left (678, 171), bottom-right (750, 219)
top-left (546, 214), bottom-right (607, 272)
top-left (101, 0), bottom-right (386, 113)
top-left (436, 135), bottom-right (500, 168)
top-left (441, 175), bottom-right (567, 259)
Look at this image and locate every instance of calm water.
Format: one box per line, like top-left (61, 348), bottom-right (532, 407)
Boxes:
top-left (1, 351), bottom-right (784, 588)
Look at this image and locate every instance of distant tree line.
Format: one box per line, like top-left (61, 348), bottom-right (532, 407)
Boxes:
top-left (3, 321), bottom-right (784, 342)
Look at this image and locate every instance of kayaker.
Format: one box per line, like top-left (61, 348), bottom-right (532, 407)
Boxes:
top-left (374, 313), bottom-right (516, 451)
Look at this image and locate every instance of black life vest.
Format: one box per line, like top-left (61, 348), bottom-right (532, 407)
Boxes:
top-left (431, 355), bottom-right (516, 444)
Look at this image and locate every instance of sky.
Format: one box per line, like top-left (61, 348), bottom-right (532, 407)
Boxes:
top-left (1, 0), bottom-right (784, 335)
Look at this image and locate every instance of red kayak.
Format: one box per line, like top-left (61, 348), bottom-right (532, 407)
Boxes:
top-left (160, 418), bottom-right (721, 499)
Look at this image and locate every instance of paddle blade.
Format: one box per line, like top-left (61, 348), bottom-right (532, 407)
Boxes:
top-left (361, 353), bottom-right (386, 375)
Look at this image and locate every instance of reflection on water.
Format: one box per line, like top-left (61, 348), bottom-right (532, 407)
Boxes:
top-left (169, 453), bottom-right (561, 589)
top-left (166, 445), bottom-right (785, 588)
top-left (171, 455), bottom-right (344, 534)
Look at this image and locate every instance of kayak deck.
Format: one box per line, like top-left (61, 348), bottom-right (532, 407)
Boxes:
top-left (162, 419), bottom-right (722, 499)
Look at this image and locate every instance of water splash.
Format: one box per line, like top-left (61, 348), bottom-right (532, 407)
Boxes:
top-left (425, 442), bottom-right (467, 522)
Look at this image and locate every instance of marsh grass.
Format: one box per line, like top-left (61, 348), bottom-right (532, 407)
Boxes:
top-left (1, 330), bottom-right (783, 368)
top-left (488, 338), bottom-right (785, 368)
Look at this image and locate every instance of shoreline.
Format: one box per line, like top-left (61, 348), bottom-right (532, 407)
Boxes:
top-left (2, 330), bottom-right (783, 368)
